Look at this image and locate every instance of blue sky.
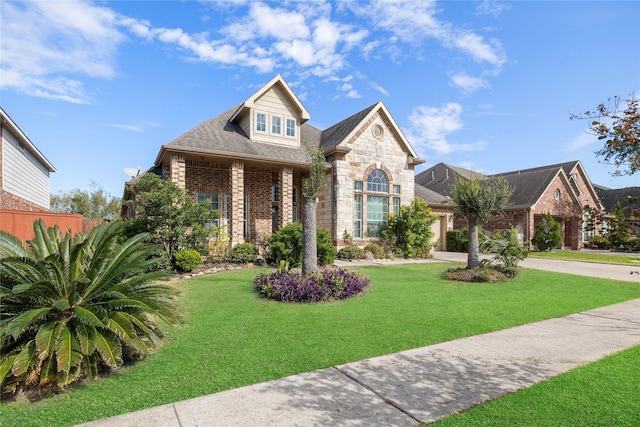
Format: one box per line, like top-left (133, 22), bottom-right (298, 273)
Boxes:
top-left (1, 0), bottom-right (638, 200)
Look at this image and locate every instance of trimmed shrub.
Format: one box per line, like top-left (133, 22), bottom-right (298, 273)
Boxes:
top-left (226, 242), bottom-right (259, 264)
top-left (337, 245), bottom-right (365, 260)
top-left (383, 197), bottom-right (437, 258)
top-left (173, 249), bottom-right (202, 272)
top-left (254, 267), bottom-right (369, 302)
top-left (532, 213), bottom-right (562, 251)
top-left (364, 243), bottom-right (385, 259)
top-left (446, 229), bottom-right (468, 252)
top-left (587, 235), bottom-right (610, 249)
top-left (269, 223), bottom-right (336, 267)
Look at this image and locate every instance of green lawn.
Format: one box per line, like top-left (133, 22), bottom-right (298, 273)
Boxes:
top-left (2, 263), bottom-right (640, 426)
top-left (529, 250), bottom-right (640, 266)
top-left (433, 345), bottom-right (640, 426)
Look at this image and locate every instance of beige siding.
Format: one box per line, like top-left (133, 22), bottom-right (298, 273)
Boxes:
top-left (2, 131), bottom-right (50, 209)
top-left (250, 85), bottom-right (301, 147)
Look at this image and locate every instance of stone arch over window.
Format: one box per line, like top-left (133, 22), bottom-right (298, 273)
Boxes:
top-left (361, 163), bottom-right (394, 189)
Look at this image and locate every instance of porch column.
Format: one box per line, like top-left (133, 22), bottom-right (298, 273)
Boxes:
top-left (230, 160), bottom-right (245, 246)
top-left (278, 167), bottom-right (293, 228)
top-left (170, 154), bottom-right (186, 189)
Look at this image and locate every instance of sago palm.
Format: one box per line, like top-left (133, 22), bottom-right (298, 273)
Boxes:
top-left (0, 220), bottom-right (181, 396)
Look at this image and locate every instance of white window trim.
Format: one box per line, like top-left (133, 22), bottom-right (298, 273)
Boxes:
top-left (270, 115), bottom-right (283, 136)
top-left (285, 117), bottom-right (297, 139)
top-left (255, 111), bottom-right (267, 134)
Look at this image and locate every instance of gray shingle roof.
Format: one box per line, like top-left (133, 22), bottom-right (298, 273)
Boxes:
top-left (164, 104), bottom-right (314, 165)
top-left (492, 168), bottom-right (560, 209)
top-left (414, 183), bottom-right (451, 205)
top-left (415, 163), bottom-right (486, 196)
top-left (595, 186), bottom-right (640, 212)
top-left (319, 103), bottom-right (378, 151)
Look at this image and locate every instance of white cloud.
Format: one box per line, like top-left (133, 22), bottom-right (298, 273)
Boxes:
top-left (0, 0), bottom-right (124, 103)
top-left (102, 123), bottom-right (144, 132)
top-left (476, 0), bottom-right (510, 17)
top-left (450, 72), bottom-right (489, 93)
top-left (348, 0), bottom-right (506, 69)
top-left (407, 103), bottom-right (486, 154)
top-left (370, 81), bottom-right (389, 96)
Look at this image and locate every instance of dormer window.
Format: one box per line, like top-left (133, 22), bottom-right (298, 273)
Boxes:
top-left (256, 113), bottom-right (266, 133)
top-left (286, 118), bottom-right (296, 137)
top-left (271, 116), bottom-right (282, 135)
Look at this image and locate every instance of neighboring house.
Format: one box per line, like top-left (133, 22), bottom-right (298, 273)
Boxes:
top-left (415, 160), bottom-right (604, 250)
top-left (124, 75), bottom-right (424, 247)
top-left (594, 185), bottom-right (640, 235)
top-left (414, 183), bottom-right (455, 251)
top-left (0, 107), bottom-right (56, 212)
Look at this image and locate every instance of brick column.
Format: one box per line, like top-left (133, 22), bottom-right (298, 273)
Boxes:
top-left (278, 167), bottom-right (293, 228)
top-left (170, 154), bottom-right (186, 189)
top-left (230, 161), bottom-right (245, 245)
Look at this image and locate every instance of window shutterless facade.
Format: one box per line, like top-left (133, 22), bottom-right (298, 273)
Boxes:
top-left (196, 192), bottom-right (220, 227)
top-left (256, 113), bottom-right (266, 133)
top-left (271, 116), bottom-right (282, 135)
top-left (354, 194), bottom-right (363, 239)
top-left (286, 118), bottom-right (296, 137)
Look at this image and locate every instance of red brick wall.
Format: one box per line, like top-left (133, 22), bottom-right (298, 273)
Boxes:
top-left (1, 191), bottom-right (49, 212)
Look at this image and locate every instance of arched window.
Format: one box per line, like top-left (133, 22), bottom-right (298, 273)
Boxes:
top-left (367, 169), bottom-right (388, 192)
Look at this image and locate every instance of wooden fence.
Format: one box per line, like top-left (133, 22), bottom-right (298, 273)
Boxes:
top-left (0, 210), bottom-right (101, 243)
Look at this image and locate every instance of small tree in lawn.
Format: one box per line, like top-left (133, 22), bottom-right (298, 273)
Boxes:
top-left (124, 173), bottom-right (219, 263)
top-left (301, 147), bottom-right (327, 275)
top-left (449, 176), bottom-right (512, 269)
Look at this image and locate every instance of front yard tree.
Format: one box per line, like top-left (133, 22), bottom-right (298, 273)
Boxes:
top-left (449, 176), bottom-right (513, 269)
top-left (125, 173), bottom-right (218, 262)
top-left (301, 147), bottom-right (327, 275)
top-left (571, 95), bottom-right (639, 176)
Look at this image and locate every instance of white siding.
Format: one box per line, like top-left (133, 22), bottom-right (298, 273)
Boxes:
top-left (250, 86), bottom-right (301, 147)
top-left (2, 131), bottom-right (50, 208)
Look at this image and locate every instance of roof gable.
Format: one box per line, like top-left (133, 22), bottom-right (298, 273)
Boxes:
top-left (320, 101), bottom-right (422, 163)
top-left (415, 162), bottom-right (485, 196)
top-left (229, 74), bottom-right (310, 124)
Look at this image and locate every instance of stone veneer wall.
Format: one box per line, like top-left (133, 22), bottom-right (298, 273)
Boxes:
top-left (318, 111), bottom-right (415, 246)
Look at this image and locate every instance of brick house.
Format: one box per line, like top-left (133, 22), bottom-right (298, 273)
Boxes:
top-left (124, 75), bottom-right (424, 247)
top-left (415, 161), bottom-right (604, 250)
top-left (1, 107), bottom-right (56, 212)
top-left (595, 185), bottom-right (640, 236)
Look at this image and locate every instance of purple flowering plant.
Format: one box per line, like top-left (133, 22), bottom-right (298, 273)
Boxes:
top-left (254, 266), bottom-right (369, 302)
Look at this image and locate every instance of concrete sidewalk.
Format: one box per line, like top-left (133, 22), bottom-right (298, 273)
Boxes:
top-left (78, 297), bottom-right (640, 426)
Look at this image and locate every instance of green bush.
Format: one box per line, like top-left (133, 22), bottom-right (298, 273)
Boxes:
top-left (226, 242), bottom-right (259, 264)
top-left (337, 245), bottom-right (365, 260)
top-left (269, 223), bottom-right (336, 267)
top-left (446, 228), bottom-right (468, 252)
top-left (384, 198), bottom-right (437, 258)
top-left (587, 235), bottom-right (610, 249)
top-left (480, 227), bottom-right (528, 277)
top-left (173, 249), bottom-right (202, 272)
top-left (364, 243), bottom-right (385, 259)
top-left (532, 213), bottom-right (562, 251)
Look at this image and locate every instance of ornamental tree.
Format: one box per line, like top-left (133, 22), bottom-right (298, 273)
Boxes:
top-left (449, 176), bottom-right (512, 269)
top-left (571, 95), bottom-right (639, 176)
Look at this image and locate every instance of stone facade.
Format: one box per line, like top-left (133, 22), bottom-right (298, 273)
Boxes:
top-left (320, 111), bottom-right (415, 246)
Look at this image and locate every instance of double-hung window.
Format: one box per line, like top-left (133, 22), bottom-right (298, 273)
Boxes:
top-left (256, 113), bottom-right (266, 133)
top-left (271, 116), bottom-right (282, 135)
top-left (286, 118), bottom-right (296, 137)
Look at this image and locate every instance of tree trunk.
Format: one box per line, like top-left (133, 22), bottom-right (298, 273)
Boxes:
top-left (302, 196), bottom-right (318, 275)
top-left (467, 217), bottom-right (481, 269)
